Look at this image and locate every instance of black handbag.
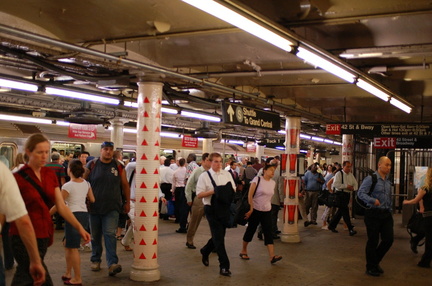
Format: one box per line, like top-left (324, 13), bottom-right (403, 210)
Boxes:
top-left (234, 177), bottom-right (261, 226)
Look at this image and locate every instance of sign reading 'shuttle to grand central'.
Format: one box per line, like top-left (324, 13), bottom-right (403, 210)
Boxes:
top-left (221, 102), bottom-right (280, 131)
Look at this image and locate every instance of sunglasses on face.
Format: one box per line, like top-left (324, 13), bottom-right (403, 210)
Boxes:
top-left (101, 141), bottom-right (114, 148)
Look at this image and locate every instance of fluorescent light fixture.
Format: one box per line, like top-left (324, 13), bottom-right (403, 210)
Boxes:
top-left (182, 0), bottom-right (294, 52)
top-left (333, 141), bottom-right (342, 146)
top-left (324, 139), bottom-right (334, 144)
top-left (56, 120), bottom-right (70, 126)
top-left (275, 146), bottom-right (285, 150)
top-left (296, 47), bottom-right (356, 83)
top-left (161, 107), bottom-right (179, 114)
top-left (300, 133), bottom-right (311, 140)
top-left (45, 87), bottom-right (120, 105)
top-left (390, 97), bottom-right (412, 113)
top-left (227, 140), bottom-right (244, 145)
top-left (181, 110), bottom-right (221, 122)
top-left (356, 79), bottom-right (390, 102)
top-left (311, 136), bottom-right (324, 142)
top-left (300, 150), bottom-right (308, 154)
top-left (339, 52), bottom-right (383, 59)
top-left (278, 130), bottom-right (286, 135)
top-left (123, 128), bottom-right (137, 134)
top-left (0, 114), bottom-right (52, 124)
top-left (124, 101), bottom-right (138, 108)
top-left (0, 78), bottom-right (38, 92)
top-left (161, 132), bottom-right (181, 138)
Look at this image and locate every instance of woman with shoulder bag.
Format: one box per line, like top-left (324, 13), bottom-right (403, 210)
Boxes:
top-left (403, 167), bottom-right (432, 268)
top-left (239, 163), bottom-right (282, 264)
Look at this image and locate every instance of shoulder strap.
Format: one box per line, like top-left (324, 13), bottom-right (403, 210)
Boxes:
top-left (207, 171), bottom-right (217, 188)
top-left (254, 176), bottom-right (261, 197)
top-left (368, 173), bottom-right (378, 195)
top-left (17, 169), bottom-right (52, 208)
top-left (128, 169), bottom-right (136, 187)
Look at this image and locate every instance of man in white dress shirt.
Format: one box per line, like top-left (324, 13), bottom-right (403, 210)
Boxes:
top-left (196, 153), bottom-right (236, 277)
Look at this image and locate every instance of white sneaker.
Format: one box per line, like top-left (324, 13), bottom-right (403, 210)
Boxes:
top-left (108, 264), bottom-right (122, 276)
top-left (321, 225), bottom-right (328, 230)
top-left (90, 262), bottom-right (101, 271)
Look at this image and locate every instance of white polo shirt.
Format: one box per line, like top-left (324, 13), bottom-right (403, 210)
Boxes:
top-left (196, 168), bottom-right (236, 206)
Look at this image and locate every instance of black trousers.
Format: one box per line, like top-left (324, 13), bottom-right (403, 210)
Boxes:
top-left (364, 209), bottom-right (394, 271)
top-left (160, 183), bottom-right (172, 219)
top-left (419, 216), bottom-right (432, 266)
top-left (11, 236), bottom-right (53, 286)
top-left (202, 205), bottom-right (229, 270)
top-left (329, 192), bottom-right (353, 230)
top-left (174, 187), bottom-right (189, 229)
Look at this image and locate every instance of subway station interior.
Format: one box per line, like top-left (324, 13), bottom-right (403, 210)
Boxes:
top-left (1, 1), bottom-right (432, 285)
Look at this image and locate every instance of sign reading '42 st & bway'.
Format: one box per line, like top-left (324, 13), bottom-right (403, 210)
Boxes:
top-left (221, 102), bottom-right (280, 131)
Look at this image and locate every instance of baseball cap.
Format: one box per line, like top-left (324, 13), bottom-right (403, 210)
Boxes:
top-left (101, 141), bottom-right (114, 148)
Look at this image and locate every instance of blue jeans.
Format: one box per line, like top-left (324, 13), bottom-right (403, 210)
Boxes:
top-left (90, 210), bottom-right (119, 267)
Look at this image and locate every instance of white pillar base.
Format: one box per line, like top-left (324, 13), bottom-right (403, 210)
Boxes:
top-left (130, 265), bottom-right (160, 282)
top-left (281, 233), bottom-right (301, 243)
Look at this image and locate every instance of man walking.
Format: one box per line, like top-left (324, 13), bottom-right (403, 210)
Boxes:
top-left (196, 153), bottom-right (236, 276)
top-left (303, 163), bottom-right (325, 226)
top-left (85, 142), bottom-right (130, 276)
top-left (358, 156), bottom-right (393, 277)
top-left (185, 153), bottom-right (210, 249)
top-left (328, 161), bottom-right (358, 236)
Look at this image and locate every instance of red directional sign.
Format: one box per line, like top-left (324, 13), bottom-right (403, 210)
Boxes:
top-left (373, 137), bottom-right (396, 149)
top-left (326, 124), bottom-right (341, 135)
top-left (68, 123), bottom-right (97, 139)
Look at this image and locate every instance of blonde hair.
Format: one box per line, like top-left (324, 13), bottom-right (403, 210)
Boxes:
top-left (423, 167), bottom-right (432, 191)
top-left (12, 153), bottom-right (25, 169)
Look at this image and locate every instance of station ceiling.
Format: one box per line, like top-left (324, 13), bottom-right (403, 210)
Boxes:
top-left (0, 0), bottom-right (431, 143)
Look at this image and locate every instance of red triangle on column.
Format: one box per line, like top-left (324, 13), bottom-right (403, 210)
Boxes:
top-left (139, 239), bottom-right (146, 245)
top-left (155, 112), bottom-right (161, 118)
top-left (155, 126), bottom-right (160, 132)
top-left (152, 253), bottom-right (157, 259)
top-left (153, 182), bottom-right (158, 188)
top-left (139, 225), bottom-right (146, 231)
top-left (154, 140), bottom-right (160, 146)
top-left (142, 125), bottom-right (149, 131)
top-left (141, 139), bottom-right (148, 146)
top-left (153, 168), bottom-right (159, 174)
top-left (153, 224), bottom-right (158, 231)
top-left (144, 97), bottom-right (150, 103)
top-left (140, 196), bottom-right (146, 203)
top-left (139, 253), bottom-right (146, 259)
top-left (154, 154), bottom-right (159, 160)
top-left (139, 210), bottom-right (146, 217)
top-left (143, 111), bottom-right (149, 117)
top-left (140, 168), bottom-right (147, 174)
top-left (141, 153), bottom-right (148, 160)
top-left (140, 182), bottom-right (147, 188)
top-left (157, 98), bottom-right (161, 104)
top-left (153, 196), bottom-right (158, 203)
top-left (152, 239), bottom-right (157, 245)
top-left (153, 211), bottom-right (158, 217)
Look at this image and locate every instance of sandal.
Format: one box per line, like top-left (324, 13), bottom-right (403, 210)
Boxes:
top-left (239, 253), bottom-right (250, 260)
top-left (270, 255), bottom-right (282, 264)
top-left (61, 276), bottom-right (71, 281)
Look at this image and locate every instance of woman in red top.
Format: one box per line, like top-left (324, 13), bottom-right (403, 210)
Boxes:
top-left (10, 133), bottom-right (91, 286)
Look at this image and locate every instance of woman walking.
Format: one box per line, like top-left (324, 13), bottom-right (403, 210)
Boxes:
top-left (11, 133), bottom-right (91, 285)
top-left (60, 160), bottom-right (95, 285)
top-left (239, 163), bottom-right (282, 264)
top-left (403, 167), bottom-right (432, 268)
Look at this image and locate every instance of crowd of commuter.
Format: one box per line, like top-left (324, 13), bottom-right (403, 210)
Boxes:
top-left (1, 134), bottom-right (431, 285)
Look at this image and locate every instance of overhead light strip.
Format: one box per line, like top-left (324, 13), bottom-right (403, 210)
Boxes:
top-left (389, 97), bottom-right (412, 113)
top-left (182, 0), bottom-right (294, 52)
top-left (356, 79), bottom-right (390, 102)
top-left (45, 87), bottom-right (120, 105)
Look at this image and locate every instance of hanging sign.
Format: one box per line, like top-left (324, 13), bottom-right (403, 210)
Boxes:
top-left (221, 102), bottom-right (280, 131)
top-left (181, 135), bottom-right (198, 148)
top-left (68, 124), bottom-right (97, 139)
top-left (340, 123), bottom-right (432, 137)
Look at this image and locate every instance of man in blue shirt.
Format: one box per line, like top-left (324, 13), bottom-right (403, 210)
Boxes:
top-left (303, 163), bottom-right (325, 226)
top-left (358, 156), bottom-right (393, 277)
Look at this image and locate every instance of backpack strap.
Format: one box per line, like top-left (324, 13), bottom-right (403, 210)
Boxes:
top-left (368, 173), bottom-right (378, 196)
top-left (17, 169), bottom-right (53, 209)
top-left (128, 169), bottom-right (136, 187)
top-left (207, 171), bottom-right (217, 188)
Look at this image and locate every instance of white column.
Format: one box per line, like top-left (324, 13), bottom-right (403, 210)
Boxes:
top-left (281, 116), bottom-right (301, 243)
top-left (130, 81), bottom-right (162, 282)
top-left (255, 145), bottom-right (265, 161)
top-left (307, 147), bottom-right (314, 167)
top-left (110, 118), bottom-right (128, 149)
top-left (202, 138), bottom-right (213, 154)
top-left (342, 134), bottom-right (354, 163)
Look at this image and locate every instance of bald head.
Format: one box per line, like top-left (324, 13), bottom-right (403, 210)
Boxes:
top-left (377, 156), bottom-right (392, 177)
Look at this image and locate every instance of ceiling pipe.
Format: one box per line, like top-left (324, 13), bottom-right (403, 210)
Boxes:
top-left (0, 24), bottom-right (337, 123)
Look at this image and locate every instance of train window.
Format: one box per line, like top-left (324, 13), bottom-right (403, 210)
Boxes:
top-left (51, 142), bottom-right (85, 158)
top-left (0, 142), bottom-right (17, 170)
